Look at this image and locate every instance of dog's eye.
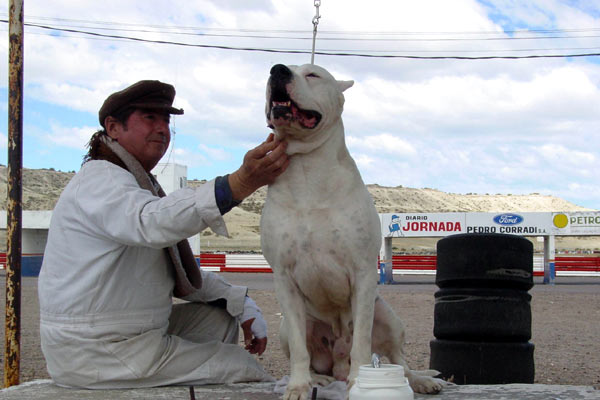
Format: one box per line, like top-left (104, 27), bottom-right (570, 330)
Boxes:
top-left (306, 73), bottom-right (320, 78)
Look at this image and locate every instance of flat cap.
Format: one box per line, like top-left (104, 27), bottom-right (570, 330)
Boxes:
top-left (99, 80), bottom-right (184, 128)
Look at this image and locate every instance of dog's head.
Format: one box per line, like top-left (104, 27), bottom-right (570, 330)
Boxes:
top-left (266, 64), bottom-right (353, 140)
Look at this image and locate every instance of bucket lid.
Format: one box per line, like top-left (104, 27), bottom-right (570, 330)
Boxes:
top-left (357, 364), bottom-right (410, 388)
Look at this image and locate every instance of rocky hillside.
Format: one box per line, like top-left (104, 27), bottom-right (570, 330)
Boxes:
top-left (1, 166), bottom-right (597, 252)
top-left (187, 181), bottom-right (595, 253)
top-left (1, 166), bottom-right (591, 213)
top-left (0, 166), bottom-right (74, 211)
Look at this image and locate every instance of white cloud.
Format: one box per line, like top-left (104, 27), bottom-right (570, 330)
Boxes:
top-left (346, 65), bottom-right (600, 139)
top-left (353, 154), bottom-right (376, 169)
top-left (45, 124), bottom-right (95, 150)
top-left (197, 144), bottom-right (232, 161)
top-left (347, 133), bottom-right (417, 156)
top-left (536, 144), bottom-right (596, 165)
top-left (163, 147), bottom-right (209, 168)
top-left (162, 142), bottom-right (233, 167)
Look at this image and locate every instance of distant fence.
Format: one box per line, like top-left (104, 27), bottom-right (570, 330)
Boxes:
top-left (196, 253), bottom-right (600, 277)
top-left (198, 253), bottom-right (272, 273)
top-left (553, 256), bottom-right (600, 276)
top-left (0, 253), bottom-right (44, 276)
top-left (2, 253), bottom-right (599, 277)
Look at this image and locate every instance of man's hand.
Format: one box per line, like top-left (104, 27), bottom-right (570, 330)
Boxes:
top-left (239, 296), bottom-right (268, 356)
top-left (228, 133), bottom-right (289, 202)
top-left (241, 318), bottom-right (267, 356)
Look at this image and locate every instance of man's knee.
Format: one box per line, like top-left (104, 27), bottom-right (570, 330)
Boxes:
top-left (169, 302), bottom-right (239, 344)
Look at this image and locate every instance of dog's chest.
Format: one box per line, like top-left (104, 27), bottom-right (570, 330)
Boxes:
top-left (260, 139), bottom-right (381, 312)
top-left (261, 194), bottom-right (379, 314)
top-left (261, 178), bottom-right (380, 267)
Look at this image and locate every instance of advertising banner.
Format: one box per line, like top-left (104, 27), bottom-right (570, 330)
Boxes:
top-left (465, 212), bottom-right (552, 235)
top-left (550, 212), bottom-right (600, 235)
top-left (381, 212), bottom-right (600, 238)
top-left (381, 213), bottom-right (466, 237)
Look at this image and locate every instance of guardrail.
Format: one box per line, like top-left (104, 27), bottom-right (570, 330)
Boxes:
top-left (198, 253), bottom-right (273, 273)
top-left (554, 256), bottom-right (600, 276)
top-left (1, 253), bottom-right (599, 277)
top-left (193, 253), bottom-right (600, 277)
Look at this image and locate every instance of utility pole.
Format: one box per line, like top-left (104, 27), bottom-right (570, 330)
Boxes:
top-left (5, 0), bottom-right (24, 388)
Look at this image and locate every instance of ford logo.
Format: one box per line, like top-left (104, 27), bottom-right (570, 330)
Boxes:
top-left (493, 214), bottom-right (524, 225)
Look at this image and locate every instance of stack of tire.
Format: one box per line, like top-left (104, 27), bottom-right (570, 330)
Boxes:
top-left (429, 233), bottom-right (535, 384)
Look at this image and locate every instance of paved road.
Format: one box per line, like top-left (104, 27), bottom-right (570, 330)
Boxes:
top-left (219, 272), bottom-right (600, 294)
top-left (2, 269), bottom-right (599, 291)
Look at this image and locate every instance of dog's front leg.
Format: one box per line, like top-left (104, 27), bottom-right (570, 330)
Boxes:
top-left (348, 268), bottom-right (377, 388)
top-left (274, 273), bottom-right (312, 400)
top-left (374, 298), bottom-right (450, 394)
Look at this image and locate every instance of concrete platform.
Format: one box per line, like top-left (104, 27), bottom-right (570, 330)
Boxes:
top-left (1, 380), bottom-right (598, 399)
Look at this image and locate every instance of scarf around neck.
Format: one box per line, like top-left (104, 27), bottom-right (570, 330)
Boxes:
top-left (95, 135), bottom-right (202, 297)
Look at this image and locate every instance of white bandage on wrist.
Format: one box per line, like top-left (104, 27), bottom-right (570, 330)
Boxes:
top-left (239, 296), bottom-right (268, 339)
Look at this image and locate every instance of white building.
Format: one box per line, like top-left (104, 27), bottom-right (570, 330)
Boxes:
top-left (152, 162), bottom-right (188, 194)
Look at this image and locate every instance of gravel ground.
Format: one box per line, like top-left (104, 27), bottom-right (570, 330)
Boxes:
top-left (1, 273), bottom-right (599, 387)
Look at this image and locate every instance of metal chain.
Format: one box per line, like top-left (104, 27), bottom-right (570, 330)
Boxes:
top-left (311, 0), bottom-right (321, 64)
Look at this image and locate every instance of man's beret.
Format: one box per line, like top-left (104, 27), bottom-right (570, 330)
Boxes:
top-left (98, 80), bottom-right (184, 128)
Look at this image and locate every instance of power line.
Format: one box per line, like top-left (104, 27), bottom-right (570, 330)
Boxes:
top-left (4, 15), bottom-right (600, 42)
top-left (3, 13), bottom-right (600, 37)
top-left (13, 21), bottom-right (600, 42)
top-left (9, 28), bottom-right (598, 55)
top-left (2, 19), bottom-right (599, 60)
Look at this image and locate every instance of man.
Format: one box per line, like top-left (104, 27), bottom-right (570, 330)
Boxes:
top-left (38, 80), bottom-right (289, 388)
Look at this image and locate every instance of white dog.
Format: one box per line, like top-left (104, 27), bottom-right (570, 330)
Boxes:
top-left (261, 64), bottom-right (447, 400)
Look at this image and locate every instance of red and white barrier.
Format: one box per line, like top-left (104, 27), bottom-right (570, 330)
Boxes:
top-left (194, 253), bottom-right (600, 277)
top-left (1, 253), bottom-right (598, 277)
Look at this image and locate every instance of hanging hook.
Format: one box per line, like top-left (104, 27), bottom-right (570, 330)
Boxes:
top-left (311, 0), bottom-right (321, 64)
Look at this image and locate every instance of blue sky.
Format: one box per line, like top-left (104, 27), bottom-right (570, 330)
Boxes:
top-left (1, 0), bottom-right (599, 210)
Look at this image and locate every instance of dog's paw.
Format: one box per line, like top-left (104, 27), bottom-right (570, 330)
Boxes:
top-left (283, 382), bottom-right (312, 400)
top-left (345, 372), bottom-right (357, 395)
top-left (310, 371), bottom-right (336, 387)
top-left (409, 375), bottom-right (454, 394)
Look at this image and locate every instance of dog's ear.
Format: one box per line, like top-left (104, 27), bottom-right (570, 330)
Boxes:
top-left (337, 80), bottom-right (354, 92)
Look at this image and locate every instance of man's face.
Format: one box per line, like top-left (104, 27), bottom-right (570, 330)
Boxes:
top-left (106, 109), bottom-right (171, 171)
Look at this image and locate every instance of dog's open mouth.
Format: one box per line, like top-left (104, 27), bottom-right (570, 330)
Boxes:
top-left (269, 100), bottom-right (322, 129)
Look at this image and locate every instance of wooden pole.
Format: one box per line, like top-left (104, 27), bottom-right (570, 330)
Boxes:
top-left (5, 0), bottom-right (24, 388)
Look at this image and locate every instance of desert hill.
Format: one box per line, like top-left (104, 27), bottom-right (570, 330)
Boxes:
top-left (1, 166), bottom-right (597, 253)
top-left (0, 166), bottom-right (75, 211)
top-left (187, 182), bottom-right (596, 253)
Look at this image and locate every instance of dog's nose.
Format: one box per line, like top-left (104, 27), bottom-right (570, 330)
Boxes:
top-left (270, 64), bottom-right (292, 80)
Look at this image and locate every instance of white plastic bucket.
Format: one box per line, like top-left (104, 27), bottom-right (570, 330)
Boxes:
top-left (349, 364), bottom-right (414, 400)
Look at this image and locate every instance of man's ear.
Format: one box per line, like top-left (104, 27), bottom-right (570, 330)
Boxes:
top-left (105, 116), bottom-right (121, 140)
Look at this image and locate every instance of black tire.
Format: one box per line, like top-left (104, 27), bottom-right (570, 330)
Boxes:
top-left (429, 339), bottom-right (535, 384)
top-left (436, 233), bottom-right (534, 290)
top-left (434, 288), bottom-right (532, 342)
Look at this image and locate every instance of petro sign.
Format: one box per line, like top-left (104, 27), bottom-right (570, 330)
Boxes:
top-left (381, 212), bottom-right (600, 238)
top-left (551, 212), bottom-right (600, 235)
